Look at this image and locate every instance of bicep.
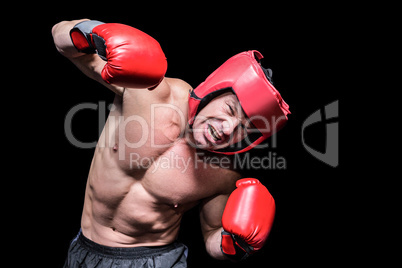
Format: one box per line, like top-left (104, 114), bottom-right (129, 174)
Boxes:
top-left (69, 54), bottom-right (125, 95)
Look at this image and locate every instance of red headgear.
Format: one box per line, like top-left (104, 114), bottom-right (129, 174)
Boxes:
top-left (188, 50), bottom-right (290, 154)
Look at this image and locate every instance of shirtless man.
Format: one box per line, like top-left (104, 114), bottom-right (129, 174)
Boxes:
top-left (52, 19), bottom-right (290, 267)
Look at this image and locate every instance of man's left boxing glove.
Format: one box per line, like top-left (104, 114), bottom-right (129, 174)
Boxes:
top-left (221, 178), bottom-right (275, 261)
top-left (70, 20), bottom-right (167, 89)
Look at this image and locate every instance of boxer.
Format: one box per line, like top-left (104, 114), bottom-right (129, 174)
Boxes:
top-left (52, 19), bottom-right (290, 268)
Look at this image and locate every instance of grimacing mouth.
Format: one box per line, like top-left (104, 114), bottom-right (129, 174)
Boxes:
top-left (207, 124), bottom-right (221, 142)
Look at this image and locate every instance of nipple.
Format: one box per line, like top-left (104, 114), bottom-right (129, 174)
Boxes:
top-left (113, 144), bottom-right (118, 151)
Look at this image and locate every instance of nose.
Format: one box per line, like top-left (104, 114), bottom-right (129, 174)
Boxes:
top-left (222, 117), bottom-right (240, 136)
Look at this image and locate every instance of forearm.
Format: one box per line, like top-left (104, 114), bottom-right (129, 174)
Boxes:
top-left (51, 19), bottom-right (125, 95)
top-left (51, 19), bottom-right (89, 58)
top-left (204, 227), bottom-right (227, 260)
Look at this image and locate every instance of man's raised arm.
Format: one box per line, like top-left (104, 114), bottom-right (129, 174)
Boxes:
top-left (52, 19), bottom-right (89, 58)
top-left (51, 19), bottom-right (167, 95)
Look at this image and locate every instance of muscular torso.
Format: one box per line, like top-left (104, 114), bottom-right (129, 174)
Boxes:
top-left (81, 78), bottom-right (240, 247)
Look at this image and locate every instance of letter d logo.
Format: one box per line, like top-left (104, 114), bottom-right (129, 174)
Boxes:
top-left (302, 100), bottom-right (339, 167)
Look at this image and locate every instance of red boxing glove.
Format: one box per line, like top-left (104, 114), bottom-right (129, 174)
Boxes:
top-left (70, 20), bottom-right (167, 89)
top-left (221, 178), bottom-right (275, 261)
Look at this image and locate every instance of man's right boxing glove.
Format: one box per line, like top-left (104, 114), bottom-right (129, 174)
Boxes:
top-left (70, 20), bottom-right (167, 89)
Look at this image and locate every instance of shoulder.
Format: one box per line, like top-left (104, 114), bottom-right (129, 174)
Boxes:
top-left (217, 167), bottom-right (242, 195)
top-left (121, 77), bottom-right (176, 104)
top-left (166, 77), bottom-right (193, 91)
top-left (201, 153), bottom-right (243, 195)
top-left (123, 77), bottom-right (191, 103)
top-left (165, 77), bottom-right (193, 101)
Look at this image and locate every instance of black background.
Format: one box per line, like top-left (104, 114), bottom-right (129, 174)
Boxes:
top-left (18, 3), bottom-right (352, 267)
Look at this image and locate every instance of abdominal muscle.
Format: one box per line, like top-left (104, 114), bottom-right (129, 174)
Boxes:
top-left (80, 144), bottom-right (194, 248)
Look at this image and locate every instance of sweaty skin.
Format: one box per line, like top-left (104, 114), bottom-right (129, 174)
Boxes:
top-left (52, 19), bottom-right (248, 259)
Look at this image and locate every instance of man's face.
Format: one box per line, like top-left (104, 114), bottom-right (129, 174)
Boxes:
top-left (191, 92), bottom-right (252, 151)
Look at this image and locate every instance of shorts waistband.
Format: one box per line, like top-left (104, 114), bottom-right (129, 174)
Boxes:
top-left (77, 230), bottom-right (182, 259)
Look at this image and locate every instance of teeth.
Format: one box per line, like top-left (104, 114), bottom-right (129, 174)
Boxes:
top-left (212, 128), bottom-right (221, 140)
top-left (208, 124), bottom-right (221, 141)
top-left (208, 127), bottom-right (213, 140)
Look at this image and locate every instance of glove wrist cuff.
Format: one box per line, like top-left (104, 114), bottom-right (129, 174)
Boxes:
top-left (70, 20), bottom-right (105, 54)
top-left (221, 230), bottom-right (253, 262)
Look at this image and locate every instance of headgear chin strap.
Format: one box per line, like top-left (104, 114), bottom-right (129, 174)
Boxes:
top-left (188, 50), bottom-right (291, 155)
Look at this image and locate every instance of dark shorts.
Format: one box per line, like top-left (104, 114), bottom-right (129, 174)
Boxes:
top-left (63, 230), bottom-right (188, 268)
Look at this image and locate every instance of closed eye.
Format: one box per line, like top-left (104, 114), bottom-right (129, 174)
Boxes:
top-left (226, 103), bottom-right (235, 116)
